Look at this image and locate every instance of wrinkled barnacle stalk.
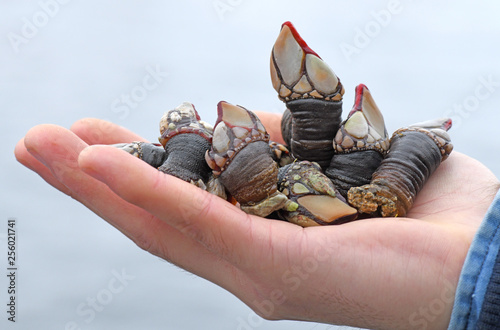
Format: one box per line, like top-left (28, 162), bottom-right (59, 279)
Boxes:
top-left (114, 102), bottom-right (225, 197)
top-left (277, 161), bottom-right (358, 227)
top-left (205, 101), bottom-right (296, 217)
top-left (325, 84), bottom-right (389, 198)
top-left (348, 118), bottom-right (453, 217)
top-left (280, 108), bottom-right (292, 148)
top-left (271, 21), bottom-right (344, 169)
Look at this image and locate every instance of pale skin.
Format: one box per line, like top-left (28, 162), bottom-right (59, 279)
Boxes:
top-left (14, 112), bottom-right (500, 330)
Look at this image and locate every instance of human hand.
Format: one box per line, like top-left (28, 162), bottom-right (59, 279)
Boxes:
top-left (15, 113), bottom-right (499, 330)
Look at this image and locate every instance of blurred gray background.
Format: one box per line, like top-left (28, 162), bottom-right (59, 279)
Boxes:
top-left (2, 1), bottom-right (500, 329)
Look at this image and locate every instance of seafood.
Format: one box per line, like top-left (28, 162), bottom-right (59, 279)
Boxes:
top-left (269, 141), bottom-right (294, 167)
top-left (271, 21), bottom-right (344, 169)
top-left (325, 84), bottom-right (390, 198)
top-left (277, 161), bottom-right (358, 226)
top-left (347, 118), bottom-right (453, 217)
top-left (112, 141), bottom-right (166, 169)
top-left (157, 102), bottom-right (213, 187)
top-left (115, 102), bottom-right (225, 197)
top-left (111, 21), bottom-right (453, 227)
top-left (205, 101), bottom-right (297, 217)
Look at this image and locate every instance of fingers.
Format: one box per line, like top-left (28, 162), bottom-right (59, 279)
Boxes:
top-left (15, 118), bottom-right (148, 203)
top-left (20, 124), bottom-right (255, 292)
top-left (79, 144), bottom-right (300, 270)
top-left (71, 118), bottom-right (147, 145)
top-left (21, 125), bottom-right (162, 242)
top-left (14, 137), bottom-right (73, 195)
top-left (254, 111), bottom-right (285, 145)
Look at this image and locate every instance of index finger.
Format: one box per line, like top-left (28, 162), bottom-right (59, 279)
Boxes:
top-left (78, 145), bottom-right (300, 270)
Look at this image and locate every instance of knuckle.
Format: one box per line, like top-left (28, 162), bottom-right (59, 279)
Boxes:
top-left (130, 214), bottom-right (163, 257)
top-left (179, 188), bottom-right (214, 221)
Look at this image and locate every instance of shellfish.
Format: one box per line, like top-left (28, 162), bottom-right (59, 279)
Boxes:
top-left (205, 101), bottom-right (297, 217)
top-left (110, 21), bottom-right (453, 227)
top-left (325, 84), bottom-right (390, 198)
top-left (347, 118), bottom-right (453, 217)
top-left (271, 21), bottom-right (344, 169)
top-left (277, 160), bottom-right (358, 226)
top-left (114, 102), bottom-right (226, 198)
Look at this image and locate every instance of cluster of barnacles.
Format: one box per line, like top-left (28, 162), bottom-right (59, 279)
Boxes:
top-left (113, 22), bottom-right (453, 227)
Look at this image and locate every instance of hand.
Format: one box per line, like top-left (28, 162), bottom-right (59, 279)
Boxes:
top-left (15, 114), bottom-right (499, 330)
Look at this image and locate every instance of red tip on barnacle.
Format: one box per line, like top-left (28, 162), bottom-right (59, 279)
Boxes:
top-left (442, 118), bottom-right (452, 131)
top-left (192, 103), bottom-right (201, 121)
top-left (281, 21), bottom-right (321, 59)
top-left (349, 84), bottom-right (369, 116)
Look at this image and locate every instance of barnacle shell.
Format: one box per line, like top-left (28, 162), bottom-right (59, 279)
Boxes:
top-left (268, 141), bottom-right (294, 167)
top-left (332, 84), bottom-right (389, 154)
top-left (278, 161), bottom-right (357, 226)
top-left (158, 102), bottom-right (212, 147)
top-left (271, 21), bottom-right (343, 102)
top-left (206, 101), bottom-right (292, 217)
top-left (272, 22), bottom-right (344, 169)
top-left (326, 84), bottom-right (390, 197)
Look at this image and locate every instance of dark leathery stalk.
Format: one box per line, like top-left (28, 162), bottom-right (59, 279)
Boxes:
top-left (326, 150), bottom-right (383, 198)
top-left (287, 98), bottom-right (343, 169)
top-left (159, 134), bottom-right (212, 183)
top-left (348, 124), bottom-right (452, 217)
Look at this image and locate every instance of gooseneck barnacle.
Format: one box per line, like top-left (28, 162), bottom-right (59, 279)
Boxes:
top-left (205, 101), bottom-right (295, 217)
top-left (110, 22), bottom-right (453, 227)
top-left (271, 21), bottom-right (344, 169)
top-left (325, 84), bottom-right (390, 198)
top-left (277, 161), bottom-right (357, 227)
top-left (347, 118), bottom-right (453, 217)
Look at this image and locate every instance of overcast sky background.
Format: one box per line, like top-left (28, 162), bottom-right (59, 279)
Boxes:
top-left (1, 1), bottom-right (500, 329)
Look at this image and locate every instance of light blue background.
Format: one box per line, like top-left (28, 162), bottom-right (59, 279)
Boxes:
top-left (2, 1), bottom-right (500, 329)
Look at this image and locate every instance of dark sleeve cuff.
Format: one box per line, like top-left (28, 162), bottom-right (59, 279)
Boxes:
top-left (448, 189), bottom-right (500, 329)
top-left (477, 249), bottom-right (500, 328)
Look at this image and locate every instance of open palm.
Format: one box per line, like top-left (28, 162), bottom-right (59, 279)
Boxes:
top-left (15, 113), bottom-right (499, 330)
